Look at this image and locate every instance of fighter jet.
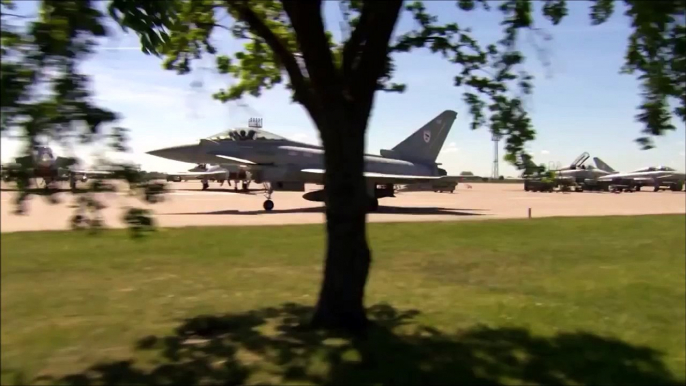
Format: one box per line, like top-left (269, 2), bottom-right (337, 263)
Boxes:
top-left (164, 163), bottom-right (252, 191)
top-left (2, 146), bottom-right (112, 189)
top-left (554, 152), bottom-right (613, 183)
top-left (147, 110), bottom-right (465, 211)
top-left (536, 152), bottom-right (610, 189)
top-left (594, 157), bottom-right (685, 191)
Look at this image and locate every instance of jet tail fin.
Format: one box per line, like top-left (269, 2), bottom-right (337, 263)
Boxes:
top-left (593, 157), bottom-right (616, 173)
top-left (380, 110), bottom-right (457, 164)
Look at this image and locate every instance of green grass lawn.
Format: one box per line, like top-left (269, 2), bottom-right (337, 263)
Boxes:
top-left (1, 215), bottom-right (685, 385)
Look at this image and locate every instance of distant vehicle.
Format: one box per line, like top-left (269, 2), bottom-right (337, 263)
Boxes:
top-left (164, 163), bottom-right (251, 191)
top-left (524, 178), bottom-right (555, 192)
top-left (147, 110), bottom-right (467, 211)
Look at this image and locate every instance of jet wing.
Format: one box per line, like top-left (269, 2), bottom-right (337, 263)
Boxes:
top-left (655, 174), bottom-right (685, 181)
top-left (632, 177), bottom-right (657, 182)
top-left (13, 156), bottom-right (33, 168)
top-left (166, 170), bottom-right (228, 180)
top-left (215, 155), bottom-right (256, 165)
top-left (69, 170), bottom-right (112, 176)
top-left (55, 157), bottom-right (78, 169)
top-left (300, 169), bottom-right (464, 185)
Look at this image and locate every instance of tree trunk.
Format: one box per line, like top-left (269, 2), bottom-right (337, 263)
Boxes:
top-left (310, 105), bottom-right (371, 334)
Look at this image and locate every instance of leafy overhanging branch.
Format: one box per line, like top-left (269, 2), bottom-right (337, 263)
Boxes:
top-left (614, 0), bottom-right (685, 149)
top-left (18, 0), bottom-right (684, 182)
top-left (1, 0), bottom-right (164, 234)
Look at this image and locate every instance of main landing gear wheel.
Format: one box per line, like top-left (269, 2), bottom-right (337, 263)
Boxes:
top-left (262, 182), bottom-right (275, 211)
top-left (202, 181), bottom-right (209, 191)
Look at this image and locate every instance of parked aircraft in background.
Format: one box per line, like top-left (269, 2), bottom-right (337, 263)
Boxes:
top-left (147, 110), bottom-right (465, 211)
top-left (165, 163), bottom-right (252, 191)
top-left (2, 146), bottom-right (112, 189)
top-left (553, 152), bottom-right (613, 183)
top-left (594, 157), bottom-right (685, 191)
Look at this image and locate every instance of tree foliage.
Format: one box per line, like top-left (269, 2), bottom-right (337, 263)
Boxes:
top-left (3, 0), bottom-right (683, 179)
top-left (0, 0), bottom-right (165, 231)
top-left (4, 0), bottom-right (682, 178)
top-left (108, 0), bottom-right (683, 158)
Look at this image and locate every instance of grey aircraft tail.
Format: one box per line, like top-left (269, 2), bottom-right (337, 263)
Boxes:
top-left (593, 157), bottom-right (616, 173)
top-left (379, 110), bottom-right (457, 164)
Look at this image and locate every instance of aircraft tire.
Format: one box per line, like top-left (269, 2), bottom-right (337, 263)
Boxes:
top-left (653, 186), bottom-right (660, 192)
top-left (263, 199), bottom-right (274, 211)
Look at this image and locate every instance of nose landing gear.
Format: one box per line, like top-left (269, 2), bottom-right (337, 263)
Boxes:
top-left (262, 183), bottom-right (274, 211)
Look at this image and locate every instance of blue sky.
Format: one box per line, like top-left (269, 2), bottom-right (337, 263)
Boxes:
top-left (1, 1), bottom-right (684, 177)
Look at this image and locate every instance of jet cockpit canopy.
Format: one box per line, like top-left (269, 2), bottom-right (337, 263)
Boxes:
top-left (632, 166), bottom-right (675, 172)
top-left (206, 127), bottom-right (286, 142)
top-left (33, 146), bottom-right (54, 161)
top-left (633, 166), bottom-right (657, 172)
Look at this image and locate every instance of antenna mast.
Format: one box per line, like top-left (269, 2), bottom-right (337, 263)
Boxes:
top-left (491, 133), bottom-right (502, 180)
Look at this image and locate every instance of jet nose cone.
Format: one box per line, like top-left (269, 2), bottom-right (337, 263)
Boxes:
top-left (146, 148), bottom-right (168, 156)
top-left (146, 143), bottom-right (201, 163)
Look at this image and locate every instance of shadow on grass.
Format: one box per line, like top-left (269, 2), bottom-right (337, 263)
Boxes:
top-left (164, 206), bottom-right (488, 216)
top-left (34, 303), bottom-right (680, 386)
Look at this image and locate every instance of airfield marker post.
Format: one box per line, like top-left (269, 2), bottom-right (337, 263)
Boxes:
top-left (528, 208), bottom-right (532, 218)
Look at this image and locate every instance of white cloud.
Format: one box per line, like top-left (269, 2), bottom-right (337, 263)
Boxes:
top-left (91, 72), bottom-right (193, 109)
top-left (541, 150), bottom-right (550, 155)
top-left (440, 142), bottom-right (460, 154)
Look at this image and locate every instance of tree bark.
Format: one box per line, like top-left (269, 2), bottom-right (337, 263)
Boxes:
top-left (310, 104), bottom-right (371, 334)
top-left (267, 0), bottom-right (401, 334)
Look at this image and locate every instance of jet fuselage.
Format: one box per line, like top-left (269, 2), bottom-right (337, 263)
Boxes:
top-left (148, 140), bottom-right (441, 180)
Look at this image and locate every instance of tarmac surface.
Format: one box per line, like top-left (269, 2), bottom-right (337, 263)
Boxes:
top-left (1, 181), bottom-right (684, 233)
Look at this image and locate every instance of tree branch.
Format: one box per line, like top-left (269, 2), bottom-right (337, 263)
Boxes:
top-left (228, 1), bottom-right (318, 116)
top-left (350, 1), bottom-right (403, 119)
top-left (196, 22), bottom-right (231, 32)
top-left (1, 12), bottom-right (30, 18)
top-left (281, 0), bottom-right (340, 100)
top-left (342, 4), bottom-right (372, 81)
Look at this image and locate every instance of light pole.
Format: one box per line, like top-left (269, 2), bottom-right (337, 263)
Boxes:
top-left (491, 133), bottom-right (502, 180)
